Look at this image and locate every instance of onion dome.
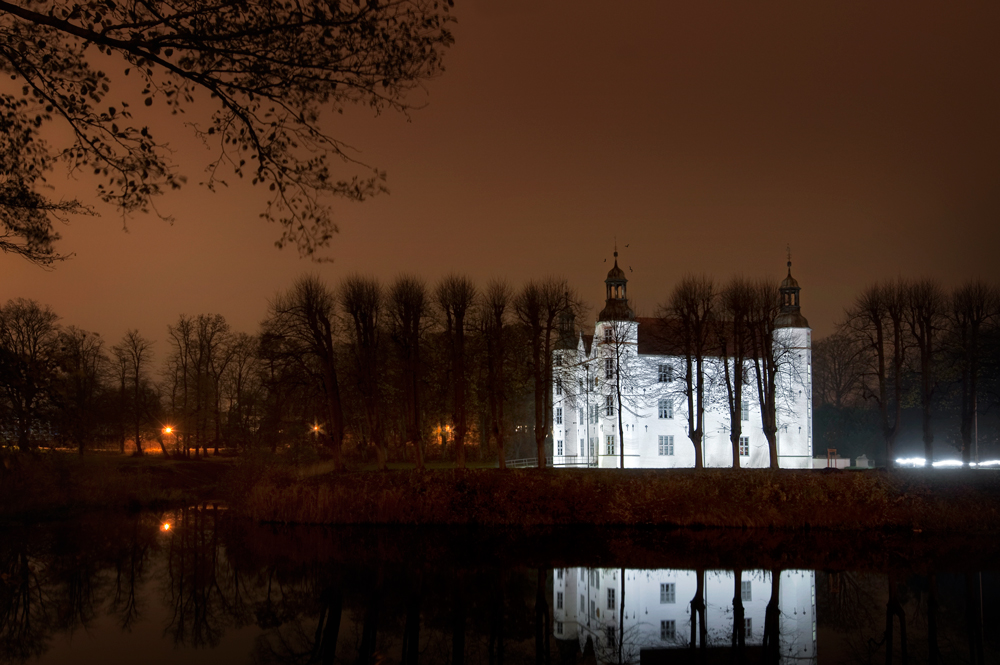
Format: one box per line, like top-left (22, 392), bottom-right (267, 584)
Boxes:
top-left (598, 252), bottom-right (634, 321)
top-left (774, 260), bottom-right (809, 328)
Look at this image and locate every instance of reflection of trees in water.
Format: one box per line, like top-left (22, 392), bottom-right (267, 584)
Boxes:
top-left (162, 504), bottom-right (246, 648)
top-left (247, 559), bottom-right (541, 665)
top-left (818, 569), bottom-right (995, 664)
top-left (4, 517), bottom-right (998, 665)
top-left (109, 516), bottom-right (152, 630)
top-left (0, 532), bottom-right (49, 664)
top-left (0, 516), bottom-right (161, 665)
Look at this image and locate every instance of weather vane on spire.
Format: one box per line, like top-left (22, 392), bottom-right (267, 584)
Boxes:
top-left (786, 244), bottom-right (792, 271)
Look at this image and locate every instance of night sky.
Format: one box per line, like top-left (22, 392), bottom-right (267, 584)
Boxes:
top-left (7, 2), bottom-right (1000, 350)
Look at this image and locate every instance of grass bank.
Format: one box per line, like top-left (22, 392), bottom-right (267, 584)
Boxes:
top-left (234, 467), bottom-right (1000, 532)
top-left (0, 452), bottom-right (234, 522)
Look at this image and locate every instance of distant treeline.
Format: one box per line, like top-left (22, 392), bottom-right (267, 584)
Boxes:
top-left (813, 279), bottom-right (1000, 465)
top-left (0, 275), bottom-right (580, 467)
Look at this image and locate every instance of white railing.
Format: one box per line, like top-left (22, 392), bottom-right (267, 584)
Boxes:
top-left (503, 457), bottom-right (597, 468)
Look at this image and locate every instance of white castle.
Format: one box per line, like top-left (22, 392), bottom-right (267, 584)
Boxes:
top-left (553, 567), bottom-right (817, 663)
top-left (551, 257), bottom-right (812, 468)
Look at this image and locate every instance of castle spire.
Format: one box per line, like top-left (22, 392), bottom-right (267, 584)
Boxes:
top-left (775, 256), bottom-right (809, 328)
top-left (598, 247), bottom-right (634, 321)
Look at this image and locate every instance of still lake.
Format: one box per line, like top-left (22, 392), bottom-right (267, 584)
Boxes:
top-left (1, 505), bottom-right (996, 664)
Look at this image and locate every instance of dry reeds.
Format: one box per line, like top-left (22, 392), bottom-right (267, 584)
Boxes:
top-left (234, 467), bottom-right (1000, 532)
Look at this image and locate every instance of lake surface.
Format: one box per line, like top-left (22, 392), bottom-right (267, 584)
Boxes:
top-left (1, 505), bottom-right (997, 664)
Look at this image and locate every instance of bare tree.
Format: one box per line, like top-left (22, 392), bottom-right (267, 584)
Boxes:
top-left (949, 280), bottom-right (999, 464)
top-left (515, 278), bottom-right (575, 468)
top-left (0, 0), bottom-right (454, 259)
top-left (55, 326), bottom-right (108, 455)
top-left (841, 280), bottom-right (909, 468)
top-left (220, 332), bottom-right (263, 452)
top-left (113, 329), bottom-right (153, 455)
top-left (717, 278), bottom-right (753, 469)
top-left (746, 279), bottom-right (789, 470)
top-left (166, 315), bottom-right (195, 456)
top-left (263, 275), bottom-right (345, 469)
top-left (436, 275), bottom-right (477, 469)
top-left (481, 279), bottom-right (513, 469)
top-left (0, 297), bottom-right (60, 451)
top-left (663, 276), bottom-right (717, 470)
top-left (905, 280), bottom-right (947, 463)
top-left (341, 275), bottom-right (387, 470)
top-left (594, 317), bottom-right (652, 469)
top-left (196, 314), bottom-right (233, 455)
top-left (813, 331), bottom-right (864, 410)
top-left (388, 275), bottom-right (429, 470)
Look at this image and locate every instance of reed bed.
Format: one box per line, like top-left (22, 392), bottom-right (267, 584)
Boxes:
top-left (234, 467), bottom-right (1000, 532)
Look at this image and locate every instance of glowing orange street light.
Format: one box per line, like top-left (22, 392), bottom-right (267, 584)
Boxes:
top-left (161, 523), bottom-right (171, 532)
top-left (163, 426), bottom-right (173, 435)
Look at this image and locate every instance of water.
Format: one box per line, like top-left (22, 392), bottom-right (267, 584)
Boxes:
top-left (0, 506), bottom-right (996, 664)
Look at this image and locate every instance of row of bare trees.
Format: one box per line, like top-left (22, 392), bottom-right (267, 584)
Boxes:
top-left (259, 274), bottom-right (580, 470)
top-left (816, 278), bottom-right (1000, 466)
top-left (0, 270), bottom-right (583, 465)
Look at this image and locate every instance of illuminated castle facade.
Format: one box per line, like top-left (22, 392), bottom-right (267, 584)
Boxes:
top-left (551, 257), bottom-right (812, 469)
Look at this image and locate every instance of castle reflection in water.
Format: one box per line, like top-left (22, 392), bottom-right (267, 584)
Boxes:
top-left (554, 568), bottom-right (817, 663)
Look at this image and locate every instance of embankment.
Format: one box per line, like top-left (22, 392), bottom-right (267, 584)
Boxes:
top-left (234, 467), bottom-right (1000, 532)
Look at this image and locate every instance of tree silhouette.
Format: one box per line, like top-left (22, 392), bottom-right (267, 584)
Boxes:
top-left (0, 0), bottom-right (454, 258)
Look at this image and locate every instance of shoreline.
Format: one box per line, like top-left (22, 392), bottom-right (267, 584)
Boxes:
top-left (234, 467), bottom-right (1000, 533)
top-left (4, 454), bottom-right (999, 533)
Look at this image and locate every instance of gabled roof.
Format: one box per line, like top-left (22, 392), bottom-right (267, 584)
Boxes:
top-left (634, 316), bottom-right (744, 357)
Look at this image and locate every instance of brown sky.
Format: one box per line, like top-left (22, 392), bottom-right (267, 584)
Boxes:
top-left (6, 1), bottom-right (1000, 352)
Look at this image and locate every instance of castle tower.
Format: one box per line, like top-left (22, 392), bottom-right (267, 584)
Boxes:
top-left (595, 251), bottom-right (638, 468)
top-left (773, 260), bottom-right (813, 468)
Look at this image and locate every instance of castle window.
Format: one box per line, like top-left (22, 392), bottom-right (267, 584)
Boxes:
top-left (607, 587), bottom-right (616, 610)
top-left (658, 364), bottom-right (672, 382)
top-left (660, 582), bottom-right (676, 603)
top-left (741, 399), bottom-right (749, 421)
top-left (578, 408), bottom-right (583, 423)
top-left (739, 436), bottom-right (750, 457)
top-left (556, 379), bottom-right (562, 396)
top-left (555, 408), bottom-right (562, 424)
top-left (604, 328), bottom-right (612, 343)
top-left (658, 435), bottom-right (674, 456)
top-left (661, 620), bottom-right (676, 641)
top-left (556, 621), bottom-right (563, 635)
top-left (580, 438), bottom-right (585, 456)
top-left (658, 398), bottom-right (673, 419)
top-left (605, 435), bottom-right (615, 455)
top-left (605, 395), bottom-right (614, 417)
top-left (589, 437), bottom-right (597, 456)
top-left (554, 353), bottom-right (562, 367)
top-left (557, 440), bottom-right (563, 456)
top-left (605, 358), bottom-right (614, 379)
top-left (557, 591), bottom-right (563, 609)
top-left (741, 580), bottom-right (752, 602)
top-left (744, 618), bottom-right (752, 638)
